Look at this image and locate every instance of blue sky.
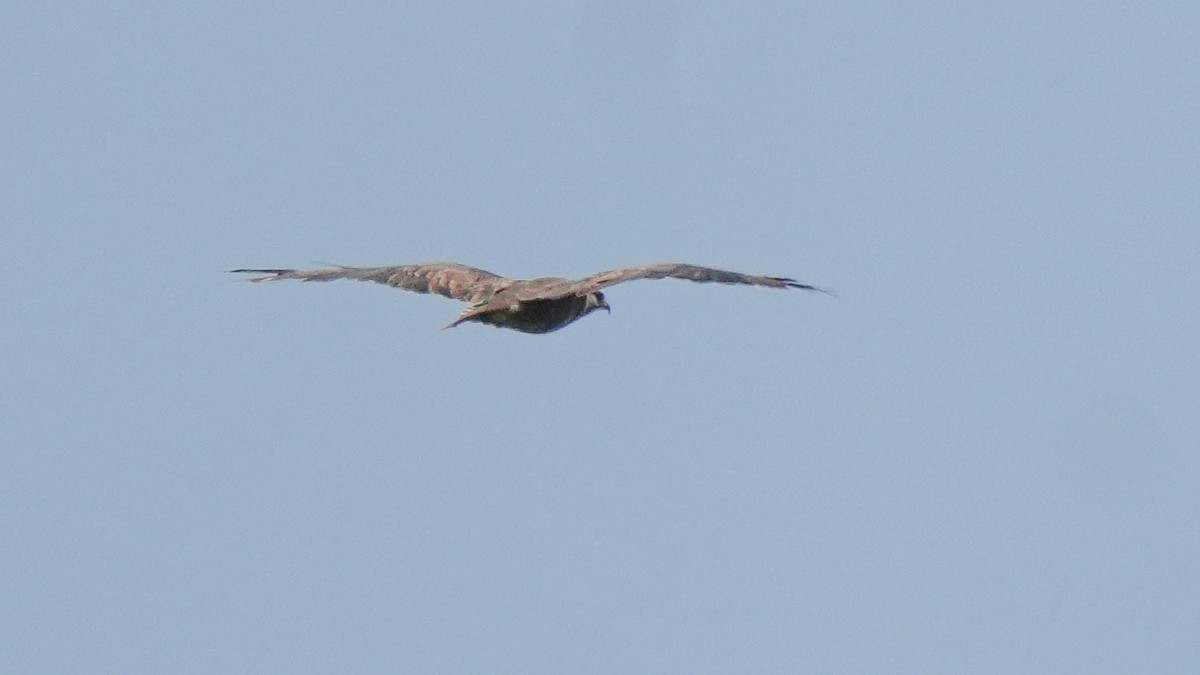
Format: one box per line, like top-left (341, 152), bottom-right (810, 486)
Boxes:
top-left (3, 2), bottom-right (1197, 672)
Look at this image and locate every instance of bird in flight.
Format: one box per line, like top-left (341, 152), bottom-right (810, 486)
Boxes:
top-left (231, 262), bottom-right (822, 334)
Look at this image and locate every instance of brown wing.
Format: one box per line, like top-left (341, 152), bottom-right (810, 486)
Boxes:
top-left (230, 263), bottom-right (512, 305)
top-left (516, 263), bottom-right (821, 300)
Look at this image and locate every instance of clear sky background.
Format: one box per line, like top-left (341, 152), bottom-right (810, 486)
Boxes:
top-left (3, 2), bottom-right (1197, 672)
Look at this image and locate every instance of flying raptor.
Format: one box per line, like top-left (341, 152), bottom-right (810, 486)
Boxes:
top-left (231, 262), bottom-right (822, 334)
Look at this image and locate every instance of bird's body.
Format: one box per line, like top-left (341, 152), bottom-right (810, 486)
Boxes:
top-left (231, 262), bottom-right (821, 334)
top-left (462, 294), bottom-right (595, 334)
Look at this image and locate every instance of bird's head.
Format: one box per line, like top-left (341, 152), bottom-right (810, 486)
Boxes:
top-left (586, 292), bottom-right (610, 315)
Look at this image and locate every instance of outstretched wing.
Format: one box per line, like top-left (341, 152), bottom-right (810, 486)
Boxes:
top-left (517, 263), bottom-right (821, 300)
top-left (230, 263), bottom-right (512, 305)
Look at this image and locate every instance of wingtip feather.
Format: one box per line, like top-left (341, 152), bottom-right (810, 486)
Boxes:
top-left (792, 282), bottom-right (834, 296)
top-left (229, 268), bottom-right (293, 282)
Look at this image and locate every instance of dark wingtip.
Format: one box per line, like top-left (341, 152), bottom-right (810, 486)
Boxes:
top-left (228, 268), bottom-right (293, 282)
top-left (783, 279), bottom-right (834, 296)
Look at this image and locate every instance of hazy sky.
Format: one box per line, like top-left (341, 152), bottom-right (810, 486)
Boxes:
top-left (3, 2), bottom-right (1197, 672)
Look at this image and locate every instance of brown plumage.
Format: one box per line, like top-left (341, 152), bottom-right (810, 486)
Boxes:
top-left (230, 262), bottom-right (822, 334)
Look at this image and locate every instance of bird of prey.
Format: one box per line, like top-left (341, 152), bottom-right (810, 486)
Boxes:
top-left (231, 262), bottom-right (821, 334)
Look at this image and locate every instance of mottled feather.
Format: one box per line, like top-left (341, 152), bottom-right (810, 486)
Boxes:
top-left (512, 263), bottom-right (821, 301)
top-left (229, 263), bottom-right (511, 305)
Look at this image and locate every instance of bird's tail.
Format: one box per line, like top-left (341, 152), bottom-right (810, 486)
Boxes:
top-left (443, 307), bottom-right (485, 330)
